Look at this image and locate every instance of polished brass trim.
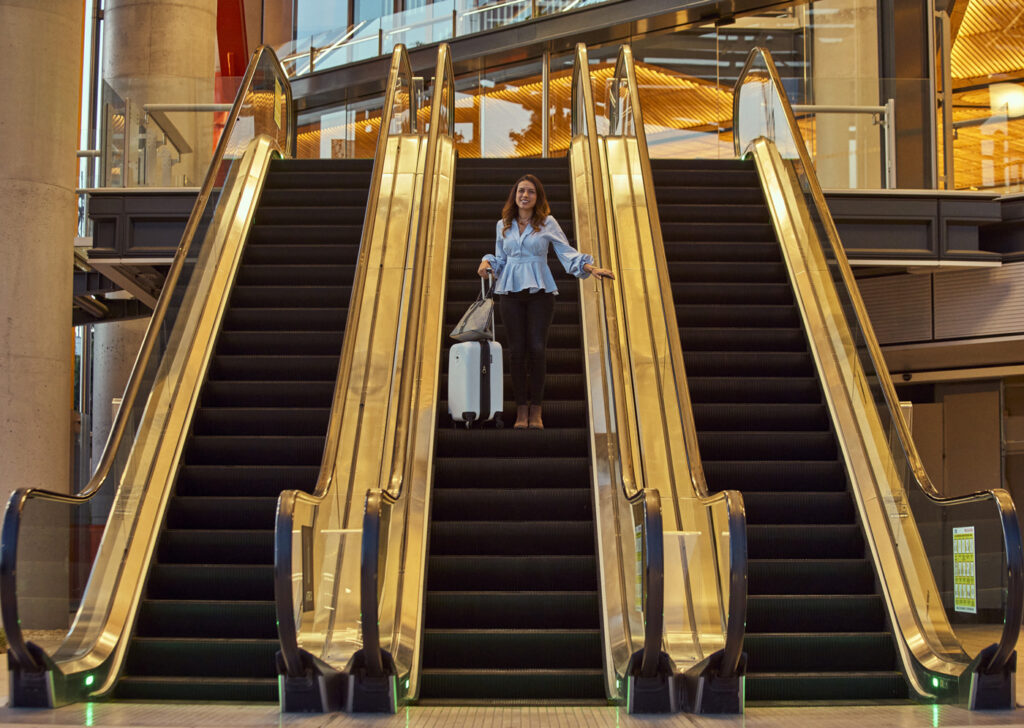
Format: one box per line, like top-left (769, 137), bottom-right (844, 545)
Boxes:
top-left (739, 44), bottom-right (1022, 696)
top-left (572, 42), bottom-right (746, 702)
top-left (276, 44), bottom-right (457, 702)
top-left (64, 134), bottom-right (279, 694)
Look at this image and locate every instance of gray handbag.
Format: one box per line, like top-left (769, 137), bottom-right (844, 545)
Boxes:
top-left (450, 275), bottom-right (496, 342)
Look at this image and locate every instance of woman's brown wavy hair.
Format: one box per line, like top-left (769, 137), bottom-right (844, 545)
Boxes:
top-left (501, 174), bottom-right (550, 234)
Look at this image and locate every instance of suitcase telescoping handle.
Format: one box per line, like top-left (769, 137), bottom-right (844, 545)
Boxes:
top-left (482, 272), bottom-right (496, 342)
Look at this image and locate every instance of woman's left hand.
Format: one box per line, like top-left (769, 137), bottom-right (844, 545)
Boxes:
top-left (584, 263), bottom-right (615, 280)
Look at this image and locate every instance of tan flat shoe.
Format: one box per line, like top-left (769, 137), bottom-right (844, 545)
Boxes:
top-left (514, 405), bottom-right (529, 429)
top-left (528, 404), bottom-right (543, 430)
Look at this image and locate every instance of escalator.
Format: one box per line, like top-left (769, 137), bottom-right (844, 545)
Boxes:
top-left (418, 157), bottom-right (606, 702)
top-left (652, 157), bottom-right (908, 702)
top-left (113, 158), bottom-right (371, 701)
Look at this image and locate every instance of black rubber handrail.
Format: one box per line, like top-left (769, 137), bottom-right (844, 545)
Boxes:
top-left (360, 489), bottom-right (387, 678)
top-left (734, 45), bottom-right (1023, 678)
top-left (0, 44), bottom-right (293, 677)
top-left (637, 489), bottom-right (664, 679)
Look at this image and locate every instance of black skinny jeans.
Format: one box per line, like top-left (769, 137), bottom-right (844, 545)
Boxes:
top-left (498, 290), bottom-right (556, 406)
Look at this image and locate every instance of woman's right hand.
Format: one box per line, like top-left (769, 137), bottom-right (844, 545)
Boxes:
top-left (477, 260), bottom-right (493, 278)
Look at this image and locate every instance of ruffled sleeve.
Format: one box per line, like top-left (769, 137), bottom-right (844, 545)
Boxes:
top-left (482, 220), bottom-right (507, 278)
top-left (546, 216), bottom-right (593, 279)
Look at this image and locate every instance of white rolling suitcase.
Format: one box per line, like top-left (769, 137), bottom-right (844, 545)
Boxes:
top-left (448, 340), bottom-right (504, 427)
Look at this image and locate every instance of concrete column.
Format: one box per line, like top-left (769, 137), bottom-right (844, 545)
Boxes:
top-left (0, 0), bottom-right (83, 627)
top-left (103, 0), bottom-right (217, 186)
top-left (90, 318), bottom-right (147, 495)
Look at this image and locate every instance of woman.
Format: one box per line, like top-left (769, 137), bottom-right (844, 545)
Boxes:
top-left (477, 174), bottom-right (614, 430)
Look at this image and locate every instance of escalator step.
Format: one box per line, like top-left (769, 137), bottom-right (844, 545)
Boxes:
top-left (124, 638), bottom-right (277, 677)
top-left (158, 529), bottom-right (273, 563)
top-left (236, 264), bottom-right (355, 286)
top-left (747, 524), bottom-right (864, 558)
top-left (692, 403), bottom-right (829, 431)
top-left (683, 351), bottom-right (813, 377)
top-left (439, 373), bottom-right (583, 401)
top-left (435, 428), bottom-right (588, 457)
top-left (697, 431), bottom-right (837, 461)
top-left (748, 559), bottom-right (875, 595)
top-left (424, 591), bottom-right (599, 629)
top-left (704, 460), bottom-right (847, 492)
top-left (135, 600), bottom-right (276, 638)
top-left (431, 488), bottom-right (591, 520)
top-left (650, 168), bottom-right (758, 187)
top-left (242, 244), bottom-right (358, 265)
top-left (264, 171), bottom-right (372, 189)
top-left (176, 465), bottom-right (320, 496)
top-left (249, 225), bottom-right (363, 245)
top-left (676, 303), bottom-right (799, 328)
top-left (662, 221), bottom-right (775, 242)
top-left (427, 555), bottom-right (597, 590)
top-left (742, 492), bottom-right (854, 524)
top-left (671, 280), bottom-right (789, 303)
top-left (230, 285), bottom-right (352, 308)
top-left (217, 331), bottom-right (344, 355)
top-left (166, 496), bottom-right (277, 528)
top-left (202, 381), bottom-right (334, 407)
top-left (147, 564), bottom-right (274, 600)
top-left (653, 185), bottom-right (763, 205)
top-left (209, 355), bottom-right (338, 381)
top-left (746, 595), bottom-right (887, 632)
top-left (687, 377), bottom-right (822, 404)
top-left (114, 676), bottom-right (278, 702)
top-left (745, 672), bottom-right (908, 702)
top-left (258, 188), bottom-right (369, 207)
top-left (429, 521), bottom-right (594, 555)
top-left (223, 307), bottom-right (346, 331)
top-left (658, 203), bottom-right (770, 224)
top-left (433, 457), bottom-right (588, 489)
top-left (192, 407), bottom-right (330, 436)
top-left (255, 206), bottom-right (366, 226)
top-left (185, 435), bottom-right (324, 465)
top-left (668, 261), bottom-right (787, 283)
top-left (679, 326), bottom-right (806, 352)
top-left (421, 630), bottom-right (602, 668)
top-left (744, 633), bottom-right (898, 671)
top-left (418, 669), bottom-right (606, 700)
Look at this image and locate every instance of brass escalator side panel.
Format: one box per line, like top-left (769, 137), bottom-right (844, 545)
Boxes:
top-left (58, 135), bottom-right (281, 694)
top-left (750, 137), bottom-right (967, 696)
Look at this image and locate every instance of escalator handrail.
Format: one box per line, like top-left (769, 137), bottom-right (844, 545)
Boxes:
top-left (590, 43), bottom-right (749, 680)
top-left (613, 45), bottom-right (747, 677)
top-left (0, 44), bottom-right (293, 676)
top-left (383, 41), bottom-right (454, 499)
top-left (275, 44), bottom-right (420, 680)
top-left (355, 42), bottom-right (456, 681)
top-left (732, 45), bottom-right (1022, 676)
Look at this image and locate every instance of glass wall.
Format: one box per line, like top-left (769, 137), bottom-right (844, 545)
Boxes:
top-left (946, 0), bottom-right (1024, 193)
top-left (284, 0), bottom-right (1021, 194)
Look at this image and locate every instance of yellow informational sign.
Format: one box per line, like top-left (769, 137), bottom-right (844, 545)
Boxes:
top-left (274, 78), bottom-right (283, 129)
top-left (953, 526), bottom-right (977, 614)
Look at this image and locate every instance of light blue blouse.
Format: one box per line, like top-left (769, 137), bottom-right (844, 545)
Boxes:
top-left (483, 215), bottom-right (593, 295)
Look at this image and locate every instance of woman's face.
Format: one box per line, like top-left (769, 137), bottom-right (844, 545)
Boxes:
top-left (516, 180), bottom-right (537, 216)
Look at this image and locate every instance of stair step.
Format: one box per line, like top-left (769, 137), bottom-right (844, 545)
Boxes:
top-left (747, 524), bottom-right (864, 558)
top-left (176, 465), bottom-right (319, 496)
top-left (418, 669), bottom-right (606, 700)
top-left (421, 630), bottom-right (602, 669)
top-left (691, 403), bottom-right (829, 431)
top-left (135, 600), bottom-right (276, 638)
top-left (123, 638), bottom-right (278, 677)
top-left (158, 529), bottom-right (273, 563)
top-left (744, 633), bottom-right (898, 671)
top-left (424, 591), bottom-right (600, 629)
top-left (433, 457), bottom-right (589, 489)
top-left (185, 435), bottom-right (325, 465)
top-left (431, 488), bottom-right (591, 520)
top-left (429, 521), bottom-right (594, 555)
top-left (192, 407), bottom-right (330, 436)
top-left (746, 595), bottom-right (887, 632)
top-left (114, 676), bottom-right (278, 701)
top-left (745, 672), bottom-right (908, 701)
top-left (697, 431), bottom-right (837, 461)
top-left (705, 460), bottom-right (847, 492)
top-left (435, 427), bottom-right (588, 457)
top-left (147, 564), bottom-right (274, 600)
top-left (748, 559), bottom-right (875, 595)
